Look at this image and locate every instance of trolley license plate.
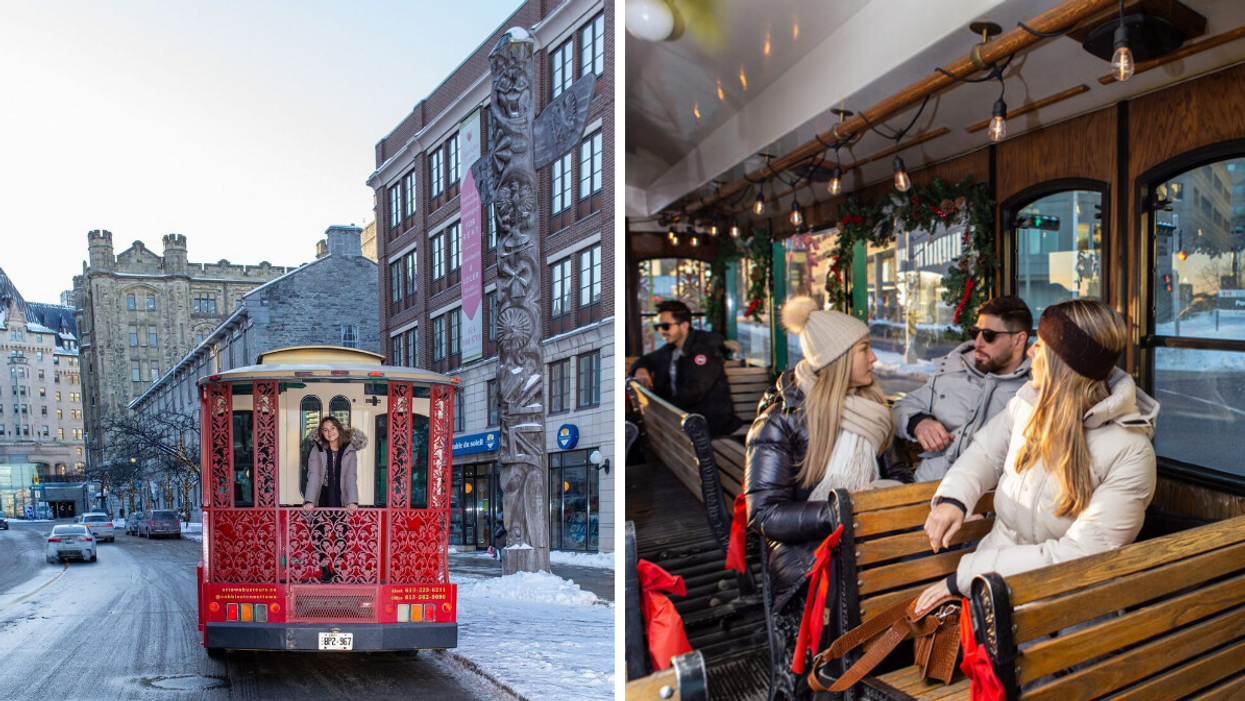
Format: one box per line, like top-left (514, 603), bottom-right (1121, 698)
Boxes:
top-left (318, 632), bottom-right (354, 651)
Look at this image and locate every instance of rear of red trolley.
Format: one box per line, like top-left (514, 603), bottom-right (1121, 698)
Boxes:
top-left (195, 346), bottom-right (458, 654)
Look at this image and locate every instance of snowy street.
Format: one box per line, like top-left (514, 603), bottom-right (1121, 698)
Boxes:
top-left (0, 520), bottom-right (600, 701)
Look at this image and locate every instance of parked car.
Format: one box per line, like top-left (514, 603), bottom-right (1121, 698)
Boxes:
top-left (47, 525), bottom-right (96, 563)
top-left (79, 513), bottom-right (115, 542)
top-left (137, 509), bottom-right (181, 539)
top-left (126, 512), bottom-right (143, 536)
top-left (0, 515), bottom-right (8, 530)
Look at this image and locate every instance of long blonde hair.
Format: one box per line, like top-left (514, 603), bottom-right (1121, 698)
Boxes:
top-left (1013, 300), bottom-right (1126, 517)
top-left (797, 347), bottom-right (890, 488)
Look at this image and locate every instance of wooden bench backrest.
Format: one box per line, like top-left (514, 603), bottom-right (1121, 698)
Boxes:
top-left (725, 364), bottom-right (770, 426)
top-left (833, 481), bottom-right (996, 626)
top-left (628, 380), bottom-right (704, 500)
top-left (974, 514), bottom-right (1245, 701)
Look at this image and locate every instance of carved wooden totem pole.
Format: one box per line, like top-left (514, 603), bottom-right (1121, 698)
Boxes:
top-left (484, 28), bottom-right (595, 575)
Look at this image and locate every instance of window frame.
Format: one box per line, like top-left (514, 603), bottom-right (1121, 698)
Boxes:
top-left (550, 38), bottom-right (574, 99)
top-left (547, 358), bottom-right (571, 415)
top-left (577, 350), bottom-right (601, 408)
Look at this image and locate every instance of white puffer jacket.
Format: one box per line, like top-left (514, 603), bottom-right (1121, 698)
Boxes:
top-left (933, 369), bottom-right (1160, 594)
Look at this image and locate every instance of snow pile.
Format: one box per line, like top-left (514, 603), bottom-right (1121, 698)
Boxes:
top-left (873, 348), bottom-right (936, 381)
top-left (451, 569), bottom-right (614, 701)
top-left (548, 550), bottom-right (615, 570)
top-left (181, 521), bottom-right (203, 542)
top-left (459, 570), bottom-right (601, 607)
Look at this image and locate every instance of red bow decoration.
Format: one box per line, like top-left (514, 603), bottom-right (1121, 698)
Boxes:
top-left (791, 525), bottom-right (845, 674)
top-left (840, 214), bottom-right (864, 227)
top-left (953, 277), bottom-right (976, 324)
top-left (725, 493), bottom-right (748, 573)
top-left (637, 559), bottom-right (694, 671)
top-left (744, 299), bottom-right (761, 317)
top-left (959, 599), bottom-right (1006, 700)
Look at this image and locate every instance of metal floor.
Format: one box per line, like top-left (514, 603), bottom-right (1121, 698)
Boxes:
top-left (627, 454), bottom-right (770, 700)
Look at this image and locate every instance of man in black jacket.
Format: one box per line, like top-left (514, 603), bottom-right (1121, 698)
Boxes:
top-left (629, 300), bottom-right (743, 436)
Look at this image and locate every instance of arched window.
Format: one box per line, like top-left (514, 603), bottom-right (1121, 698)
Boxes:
top-left (1004, 182), bottom-right (1107, 318)
top-left (330, 395), bottom-right (351, 427)
top-left (299, 396), bottom-right (322, 495)
top-left (1143, 150), bottom-right (1245, 480)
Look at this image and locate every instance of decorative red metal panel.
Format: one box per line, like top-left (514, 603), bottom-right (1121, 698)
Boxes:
top-left (209, 509), bottom-right (278, 583)
top-left (389, 382), bottom-right (412, 508)
top-left (284, 509), bottom-right (381, 584)
top-left (207, 382), bottom-right (233, 508)
top-left (200, 385), bottom-right (210, 509)
top-left (388, 509), bottom-right (449, 584)
top-left (253, 380), bottom-right (279, 508)
top-left (429, 384), bottom-right (452, 511)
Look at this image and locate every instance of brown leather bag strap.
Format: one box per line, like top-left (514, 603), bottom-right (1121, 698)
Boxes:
top-left (821, 596), bottom-right (912, 660)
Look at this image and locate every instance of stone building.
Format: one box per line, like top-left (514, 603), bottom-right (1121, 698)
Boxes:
top-left (127, 226), bottom-right (378, 518)
top-left (73, 230), bottom-right (293, 468)
top-left (0, 268), bottom-right (88, 517)
top-left (367, 0), bottom-right (614, 553)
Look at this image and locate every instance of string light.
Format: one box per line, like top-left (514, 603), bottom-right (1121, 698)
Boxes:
top-left (988, 75), bottom-right (1008, 142)
top-left (730, 220), bottom-right (741, 238)
top-left (790, 197), bottom-right (803, 227)
top-left (754, 187), bottom-right (766, 215)
top-left (828, 165), bottom-right (843, 196)
top-left (710, 221), bottom-right (718, 236)
top-left (893, 154), bottom-right (911, 192)
top-left (1111, 15), bottom-right (1135, 80)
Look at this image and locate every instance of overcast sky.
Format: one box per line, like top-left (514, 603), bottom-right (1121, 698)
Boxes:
top-left (1, 0), bottom-right (523, 303)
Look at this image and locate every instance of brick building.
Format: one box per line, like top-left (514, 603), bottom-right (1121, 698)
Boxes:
top-left (366, 0), bottom-right (614, 552)
top-left (0, 268), bottom-right (88, 517)
top-left (73, 230), bottom-right (293, 469)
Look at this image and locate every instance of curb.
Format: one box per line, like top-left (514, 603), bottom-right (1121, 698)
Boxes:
top-left (437, 650), bottom-right (533, 701)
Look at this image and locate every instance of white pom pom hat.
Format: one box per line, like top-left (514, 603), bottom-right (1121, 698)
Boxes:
top-left (781, 295), bottom-right (868, 372)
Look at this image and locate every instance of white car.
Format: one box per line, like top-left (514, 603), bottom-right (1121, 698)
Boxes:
top-left (47, 525), bottom-right (97, 563)
top-left (79, 513), bottom-right (116, 542)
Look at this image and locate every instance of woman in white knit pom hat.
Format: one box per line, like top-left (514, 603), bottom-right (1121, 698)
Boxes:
top-left (744, 295), bottom-right (912, 696)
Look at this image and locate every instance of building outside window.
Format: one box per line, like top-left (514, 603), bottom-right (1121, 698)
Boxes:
top-left (551, 258), bottom-right (573, 319)
top-left (548, 448), bottom-right (599, 551)
top-left (449, 308), bottom-right (462, 358)
top-left (449, 223), bottom-right (461, 273)
top-left (577, 350), bottom-right (601, 408)
top-left (432, 234), bottom-right (446, 280)
top-left (341, 325), bottom-right (358, 349)
top-left (552, 152), bottom-right (572, 215)
top-left (389, 182), bottom-right (401, 231)
top-left (131, 362), bottom-right (140, 382)
top-left (129, 328), bottom-right (138, 346)
top-left (148, 331), bottom-right (158, 347)
top-left (447, 133), bottom-right (461, 184)
top-left (580, 13), bottom-right (605, 77)
top-left (146, 295), bottom-right (156, 311)
top-left (487, 290), bottom-right (498, 343)
top-left (402, 170), bottom-right (415, 217)
top-left (127, 294), bottom-right (136, 310)
top-left (432, 316), bottom-right (446, 361)
top-left (486, 378), bottom-right (500, 426)
top-left (548, 358), bottom-right (570, 414)
top-left (404, 251), bottom-right (417, 297)
top-left (551, 38), bottom-right (573, 99)
top-left (453, 387), bottom-right (465, 432)
top-left (430, 149), bottom-right (444, 197)
top-left (579, 130), bottom-right (603, 214)
top-left (391, 333), bottom-right (404, 366)
top-left (390, 262), bottom-right (402, 304)
top-left (579, 245), bottom-right (602, 309)
top-left (405, 328), bottom-right (417, 367)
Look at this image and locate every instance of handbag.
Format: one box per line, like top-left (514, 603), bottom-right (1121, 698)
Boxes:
top-left (807, 594), bottom-right (962, 693)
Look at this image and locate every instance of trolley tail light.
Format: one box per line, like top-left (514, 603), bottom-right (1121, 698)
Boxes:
top-left (227, 603), bottom-right (238, 622)
top-left (330, 370), bottom-right (348, 376)
top-left (368, 371), bottom-right (384, 377)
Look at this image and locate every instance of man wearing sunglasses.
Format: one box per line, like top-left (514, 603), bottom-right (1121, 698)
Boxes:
top-left (892, 296), bottom-right (1033, 482)
top-left (630, 300), bottom-right (743, 436)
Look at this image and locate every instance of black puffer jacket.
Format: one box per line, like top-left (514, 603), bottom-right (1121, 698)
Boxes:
top-left (745, 371), bottom-right (913, 610)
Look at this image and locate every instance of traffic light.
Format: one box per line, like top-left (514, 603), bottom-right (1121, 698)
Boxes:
top-left (1017, 214), bottom-right (1061, 231)
top-left (1164, 274), bottom-right (1173, 292)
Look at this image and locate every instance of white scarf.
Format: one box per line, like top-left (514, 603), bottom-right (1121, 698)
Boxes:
top-left (808, 429), bottom-right (880, 502)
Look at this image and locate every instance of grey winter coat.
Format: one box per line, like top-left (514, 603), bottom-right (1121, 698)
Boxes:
top-left (303, 427), bottom-right (366, 507)
top-left (933, 369), bottom-right (1159, 594)
top-left (892, 341), bottom-right (1031, 481)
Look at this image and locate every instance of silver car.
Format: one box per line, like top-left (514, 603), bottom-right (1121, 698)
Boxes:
top-left (47, 525), bottom-right (97, 563)
top-left (79, 513), bottom-right (115, 542)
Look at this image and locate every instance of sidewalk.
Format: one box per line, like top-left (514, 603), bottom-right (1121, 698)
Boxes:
top-left (446, 550), bottom-right (615, 701)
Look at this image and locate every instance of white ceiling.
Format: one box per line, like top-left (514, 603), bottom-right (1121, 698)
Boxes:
top-left (625, 0), bottom-right (1245, 224)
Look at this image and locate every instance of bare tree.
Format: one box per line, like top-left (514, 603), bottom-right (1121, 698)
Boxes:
top-left (95, 412), bottom-right (200, 521)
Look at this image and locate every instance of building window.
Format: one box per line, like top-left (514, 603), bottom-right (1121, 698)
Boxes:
top-left (405, 251), bottom-right (417, 298)
top-left (430, 149), bottom-right (445, 197)
top-left (150, 366), bottom-right (159, 382)
top-left (551, 258), bottom-right (573, 320)
top-left (405, 328), bottom-right (418, 367)
top-left (129, 328), bottom-right (138, 346)
top-left (548, 359), bottom-right (571, 415)
top-left (390, 261), bottom-right (402, 304)
top-left (454, 388), bottom-right (465, 432)
top-left (432, 316), bottom-right (446, 361)
top-left (403, 170), bottom-right (416, 218)
top-left (579, 245), bottom-right (602, 308)
top-left (581, 13), bottom-right (605, 77)
top-left (486, 202), bottom-right (497, 251)
top-left (448, 308), bottom-right (462, 358)
top-left (148, 331), bottom-right (158, 347)
top-left (577, 351), bottom-right (601, 408)
top-left (486, 378), bottom-right (500, 427)
top-left (342, 325), bottom-right (359, 349)
top-left (447, 133), bottom-right (461, 185)
top-left (127, 294), bottom-right (136, 310)
top-left (391, 333), bottom-right (404, 366)
top-left (551, 38), bottom-right (573, 99)
top-left (448, 223), bottom-right (461, 273)
top-left (432, 234), bottom-right (446, 280)
top-left (579, 130), bottom-right (603, 214)
top-left (487, 291), bottom-right (498, 343)
top-left (131, 362), bottom-right (140, 382)
top-left (193, 295), bottom-right (218, 314)
top-left (389, 182), bottom-right (401, 231)
top-left (146, 295), bottom-right (156, 311)
top-left (552, 152), bottom-right (573, 216)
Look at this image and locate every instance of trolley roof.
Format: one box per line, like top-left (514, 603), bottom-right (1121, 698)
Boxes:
top-left (197, 346), bottom-right (456, 387)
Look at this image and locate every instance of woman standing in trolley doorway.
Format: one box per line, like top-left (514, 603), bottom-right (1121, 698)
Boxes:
top-left (303, 416), bottom-right (362, 512)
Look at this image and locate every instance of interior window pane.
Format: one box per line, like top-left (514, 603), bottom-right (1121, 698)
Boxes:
top-left (1152, 347), bottom-right (1245, 476)
top-left (1014, 190), bottom-right (1104, 318)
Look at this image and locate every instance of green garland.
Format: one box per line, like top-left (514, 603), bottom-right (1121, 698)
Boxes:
top-left (704, 235), bottom-right (743, 329)
top-left (743, 227), bottom-right (772, 322)
top-left (826, 176), bottom-right (997, 339)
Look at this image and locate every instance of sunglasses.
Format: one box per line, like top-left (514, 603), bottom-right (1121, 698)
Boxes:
top-left (968, 327), bottom-right (1023, 343)
top-left (653, 322), bottom-right (675, 331)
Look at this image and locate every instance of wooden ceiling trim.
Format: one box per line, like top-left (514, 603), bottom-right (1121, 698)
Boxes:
top-left (1098, 23), bottom-right (1245, 85)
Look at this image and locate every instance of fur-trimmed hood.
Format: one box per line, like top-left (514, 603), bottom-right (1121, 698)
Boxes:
top-left (314, 426), bottom-right (368, 452)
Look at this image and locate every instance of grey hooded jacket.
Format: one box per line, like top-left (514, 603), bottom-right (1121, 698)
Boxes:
top-left (304, 427), bottom-right (366, 507)
top-left (892, 341), bottom-right (1031, 482)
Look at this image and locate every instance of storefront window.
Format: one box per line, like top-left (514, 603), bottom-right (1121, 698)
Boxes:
top-left (1013, 189), bottom-right (1104, 317)
top-left (733, 258), bottom-right (771, 368)
top-left (784, 231), bottom-right (835, 366)
top-left (637, 258), bottom-right (710, 354)
top-left (548, 448), bottom-right (599, 551)
top-left (1148, 157), bottom-right (1245, 479)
